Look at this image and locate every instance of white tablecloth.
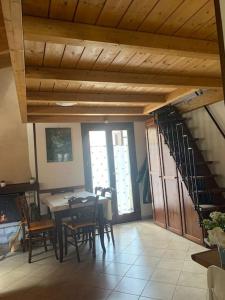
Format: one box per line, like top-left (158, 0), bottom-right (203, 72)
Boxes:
top-left (41, 191), bottom-right (112, 220)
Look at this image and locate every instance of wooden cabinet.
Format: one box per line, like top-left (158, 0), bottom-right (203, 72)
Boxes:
top-left (146, 123), bottom-right (166, 228)
top-left (146, 119), bottom-right (203, 244)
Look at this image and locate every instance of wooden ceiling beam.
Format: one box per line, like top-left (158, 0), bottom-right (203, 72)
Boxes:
top-left (1, 0), bottom-right (27, 122)
top-left (144, 88), bottom-right (197, 114)
top-left (26, 67), bottom-right (222, 89)
top-left (27, 115), bottom-right (148, 123)
top-left (27, 91), bottom-right (166, 106)
top-left (22, 16), bottom-right (219, 60)
top-left (27, 105), bottom-right (144, 116)
top-left (177, 89), bottom-right (224, 113)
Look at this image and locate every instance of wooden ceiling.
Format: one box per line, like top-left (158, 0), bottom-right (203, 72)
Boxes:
top-left (1, 0), bottom-right (224, 122)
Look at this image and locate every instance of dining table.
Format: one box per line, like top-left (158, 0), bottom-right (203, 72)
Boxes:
top-left (41, 190), bottom-right (112, 263)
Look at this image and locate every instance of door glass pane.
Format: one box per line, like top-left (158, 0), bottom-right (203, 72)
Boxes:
top-left (89, 131), bottom-right (110, 192)
top-left (112, 130), bottom-right (134, 215)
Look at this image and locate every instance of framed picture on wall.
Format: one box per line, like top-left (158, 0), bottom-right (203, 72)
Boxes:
top-left (45, 128), bottom-right (73, 162)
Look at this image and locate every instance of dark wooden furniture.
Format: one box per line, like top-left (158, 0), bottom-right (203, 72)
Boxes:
top-left (63, 196), bottom-right (98, 262)
top-left (95, 187), bottom-right (115, 245)
top-left (146, 118), bottom-right (203, 244)
top-left (42, 191), bottom-right (109, 263)
top-left (16, 196), bottom-right (58, 263)
top-left (191, 249), bottom-right (220, 268)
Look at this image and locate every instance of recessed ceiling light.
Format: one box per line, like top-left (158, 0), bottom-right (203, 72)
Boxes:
top-left (56, 102), bottom-right (78, 107)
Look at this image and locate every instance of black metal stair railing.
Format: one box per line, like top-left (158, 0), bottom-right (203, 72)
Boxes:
top-left (155, 106), bottom-right (225, 223)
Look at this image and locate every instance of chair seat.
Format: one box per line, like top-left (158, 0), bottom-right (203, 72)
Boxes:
top-left (28, 219), bottom-right (55, 233)
top-left (64, 220), bottom-right (96, 231)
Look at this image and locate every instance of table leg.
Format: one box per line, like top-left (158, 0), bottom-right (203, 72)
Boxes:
top-left (98, 205), bottom-right (106, 253)
top-left (55, 213), bottom-right (63, 263)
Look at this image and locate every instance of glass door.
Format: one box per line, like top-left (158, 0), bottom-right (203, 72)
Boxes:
top-left (82, 123), bottom-right (141, 223)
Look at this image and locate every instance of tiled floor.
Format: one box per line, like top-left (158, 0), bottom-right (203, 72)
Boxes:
top-left (0, 220), bottom-right (208, 299)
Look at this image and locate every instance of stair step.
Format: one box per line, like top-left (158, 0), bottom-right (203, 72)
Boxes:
top-left (198, 204), bottom-right (225, 211)
top-left (194, 188), bottom-right (225, 194)
top-left (186, 175), bottom-right (218, 179)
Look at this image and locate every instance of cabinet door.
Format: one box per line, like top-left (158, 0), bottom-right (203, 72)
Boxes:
top-left (179, 176), bottom-right (203, 244)
top-left (160, 134), bottom-right (183, 235)
top-left (146, 125), bottom-right (166, 228)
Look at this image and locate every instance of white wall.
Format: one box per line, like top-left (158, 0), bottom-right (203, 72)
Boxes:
top-left (28, 121), bottom-right (152, 218)
top-left (0, 67), bottom-right (31, 183)
top-left (184, 100), bottom-right (225, 188)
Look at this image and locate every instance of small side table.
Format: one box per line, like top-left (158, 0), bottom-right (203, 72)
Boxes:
top-left (191, 249), bottom-right (220, 268)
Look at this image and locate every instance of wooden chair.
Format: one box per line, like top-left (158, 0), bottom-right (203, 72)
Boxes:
top-left (95, 187), bottom-right (115, 245)
top-left (63, 196), bottom-right (98, 262)
top-left (208, 265), bottom-right (225, 299)
top-left (16, 196), bottom-right (58, 263)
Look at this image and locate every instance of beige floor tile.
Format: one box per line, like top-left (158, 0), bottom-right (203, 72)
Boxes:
top-left (173, 286), bottom-right (208, 300)
top-left (141, 281), bottom-right (176, 300)
top-left (112, 253), bottom-right (138, 264)
top-left (177, 271), bottom-right (207, 289)
top-left (107, 291), bottom-right (139, 300)
top-left (182, 260), bottom-right (207, 274)
top-left (103, 262), bottom-right (131, 276)
top-left (115, 276), bottom-right (147, 295)
top-left (158, 258), bottom-right (184, 271)
top-left (125, 265), bottom-right (154, 280)
top-left (151, 268), bottom-right (181, 284)
top-left (134, 255), bottom-right (160, 268)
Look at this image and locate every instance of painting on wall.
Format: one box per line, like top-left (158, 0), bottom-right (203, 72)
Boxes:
top-left (45, 128), bottom-right (73, 162)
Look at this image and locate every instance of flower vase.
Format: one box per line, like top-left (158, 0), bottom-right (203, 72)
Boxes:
top-left (218, 245), bottom-right (225, 269)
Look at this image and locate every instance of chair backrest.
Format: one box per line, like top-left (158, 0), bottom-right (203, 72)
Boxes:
top-left (102, 187), bottom-right (115, 199)
top-left (208, 265), bottom-right (225, 300)
top-left (68, 196), bottom-right (98, 224)
top-left (16, 196), bottom-right (31, 228)
top-left (95, 187), bottom-right (105, 196)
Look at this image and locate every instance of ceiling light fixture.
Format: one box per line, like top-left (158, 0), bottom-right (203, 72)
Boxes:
top-left (56, 102), bottom-right (78, 107)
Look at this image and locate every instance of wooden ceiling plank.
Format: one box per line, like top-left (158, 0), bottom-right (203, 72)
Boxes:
top-left (92, 48), bottom-right (120, 71)
top-left (49, 0), bottom-right (78, 21)
top-left (60, 45), bottom-right (84, 68)
top-left (75, 0), bottom-right (105, 24)
top-left (1, 0), bottom-right (27, 122)
top-left (27, 105), bottom-right (144, 116)
top-left (22, 0), bottom-right (50, 17)
top-left (27, 91), bottom-right (166, 105)
top-left (27, 115), bottom-right (148, 123)
top-left (139, 0), bottom-right (184, 32)
top-left (77, 46), bottom-right (103, 70)
top-left (26, 66), bottom-right (222, 88)
top-left (118, 0), bottom-right (158, 30)
top-left (177, 89), bottom-right (224, 112)
top-left (97, 0), bottom-right (133, 27)
top-left (190, 17), bottom-right (217, 40)
top-left (22, 15), bottom-right (219, 60)
top-left (144, 87), bottom-right (197, 114)
top-left (175, 1), bottom-right (216, 38)
top-left (43, 42), bottom-right (65, 67)
top-left (39, 80), bottom-right (54, 92)
top-left (157, 0), bottom-right (209, 35)
top-left (24, 40), bottom-right (45, 66)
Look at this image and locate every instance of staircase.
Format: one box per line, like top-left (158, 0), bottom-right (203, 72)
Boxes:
top-left (155, 106), bottom-right (225, 224)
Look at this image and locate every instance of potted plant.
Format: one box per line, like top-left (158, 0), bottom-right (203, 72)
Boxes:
top-left (203, 211), bottom-right (225, 268)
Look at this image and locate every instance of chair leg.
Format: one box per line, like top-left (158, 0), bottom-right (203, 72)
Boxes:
top-left (43, 232), bottom-right (48, 252)
top-left (92, 228), bottom-right (96, 258)
top-left (110, 223), bottom-right (115, 246)
top-left (28, 237), bottom-right (32, 263)
top-left (22, 223), bottom-right (26, 252)
top-left (105, 224), bottom-right (110, 241)
top-left (89, 231), bottom-right (92, 249)
top-left (52, 229), bottom-right (58, 260)
top-left (64, 226), bottom-right (68, 256)
top-left (74, 233), bottom-right (80, 263)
